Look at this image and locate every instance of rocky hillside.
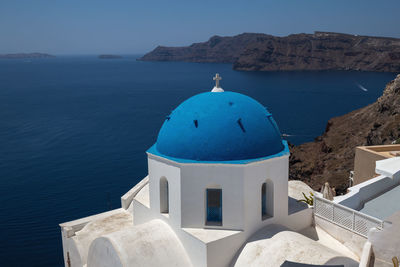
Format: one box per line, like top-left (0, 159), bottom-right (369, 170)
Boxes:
top-left (140, 32), bottom-right (400, 72)
top-left (289, 74), bottom-right (400, 194)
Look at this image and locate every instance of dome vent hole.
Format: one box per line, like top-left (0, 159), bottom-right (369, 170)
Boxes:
top-left (237, 118), bottom-right (246, 133)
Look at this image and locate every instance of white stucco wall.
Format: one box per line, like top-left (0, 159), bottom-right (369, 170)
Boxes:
top-left (61, 233), bottom-right (83, 267)
top-left (148, 158), bottom-right (182, 228)
top-left (243, 155), bottom-right (289, 234)
top-left (147, 153), bottom-right (294, 234)
top-left (132, 197), bottom-right (153, 225)
top-left (180, 163), bottom-right (245, 230)
top-left (143, 153), bottom-right (312, 267)
top-left (206, 231), bottom-right (245, 267)
top-left (284, 208), bottom-right (313, 231)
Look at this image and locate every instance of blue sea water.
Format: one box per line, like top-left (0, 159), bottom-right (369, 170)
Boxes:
top-left (0, 55), bottom-right (396, 266)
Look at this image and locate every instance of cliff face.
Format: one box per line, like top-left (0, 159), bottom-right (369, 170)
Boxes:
top-left (234, 32), bottom-right (400, 72)
top-left (139, 33), bottom-right (266, 63)
top-left (140, 32), bottom-right (400, 72)
top-left (289, 74), bottom-right (400, 194)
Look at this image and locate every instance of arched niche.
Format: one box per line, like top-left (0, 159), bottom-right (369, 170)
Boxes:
top-left (160, 177), bottom-right (169, 213)
top-left (261, 179), bottom-right (274, 220)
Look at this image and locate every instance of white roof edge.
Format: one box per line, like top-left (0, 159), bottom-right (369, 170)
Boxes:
top-left (375, 157), bottom-right (400, 179)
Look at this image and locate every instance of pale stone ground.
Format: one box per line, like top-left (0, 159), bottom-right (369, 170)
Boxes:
top-left (369, 210), bottom-right (400, 267)
top-left (299, 226), bottom-right (359, 261)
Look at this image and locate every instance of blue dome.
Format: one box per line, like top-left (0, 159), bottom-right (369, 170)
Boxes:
top-left (151, 91), bottom-right (285, 162)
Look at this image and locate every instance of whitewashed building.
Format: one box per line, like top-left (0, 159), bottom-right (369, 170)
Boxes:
top-left (60, 75), bottom-right (361, 267)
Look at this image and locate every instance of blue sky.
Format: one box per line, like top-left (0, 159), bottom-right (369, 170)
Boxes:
top-left (0, 0), bottom-right (399, 54)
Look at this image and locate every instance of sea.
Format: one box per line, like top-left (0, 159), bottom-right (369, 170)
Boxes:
top-left (0, 55), bottom-right (396, 266)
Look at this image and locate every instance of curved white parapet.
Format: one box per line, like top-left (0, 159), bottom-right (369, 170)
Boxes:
top-left (358, 241), bottom-right (373, 267)
top-left (87, 219), bottom-right (192, 267)
top-left (375, 157), bottom-right (400, 180)
top-left (233, 224), bottom-right (358, 267)
top-left (120, 176), bottom-right (149, 209)
top-left (334, 173), bottom-right (399, 211)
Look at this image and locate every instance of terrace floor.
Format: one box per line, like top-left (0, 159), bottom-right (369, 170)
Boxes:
top-left (360, 184), bottom-right (400, 220)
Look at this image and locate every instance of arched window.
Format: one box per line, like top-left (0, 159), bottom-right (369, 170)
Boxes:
top-left (160, 177), bottom-right (169, 213)
top-left (206, 188), bottom-right (222, 226)
top-left (261, 179), bottom-right (274, 220)
top-left (261, 183), bottom-right (267, 217)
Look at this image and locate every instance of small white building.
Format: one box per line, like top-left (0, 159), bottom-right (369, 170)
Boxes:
top-left (60, 76), bottom-right (359, 267)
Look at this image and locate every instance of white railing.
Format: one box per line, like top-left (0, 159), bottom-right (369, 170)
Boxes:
top-left (314, 196), bottom-right (384, 237)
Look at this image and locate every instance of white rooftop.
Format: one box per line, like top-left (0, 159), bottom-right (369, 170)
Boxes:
top-left (375, 157), bottom-right (400, 179)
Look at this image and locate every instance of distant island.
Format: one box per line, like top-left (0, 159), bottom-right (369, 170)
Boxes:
top-left (98, 55), bottom-right (122, 59)
top-left (139, 31), bottom-right (400, 72)
top-left (0, 53), bottom-right (55, 59)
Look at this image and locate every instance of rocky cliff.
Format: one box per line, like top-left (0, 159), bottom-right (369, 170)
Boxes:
top-left (140, 32), bottom-right (400, 72)
top-left (289, 74), bottom-right (400, 194)
top-left (139, 33), bottom-right (266, 63)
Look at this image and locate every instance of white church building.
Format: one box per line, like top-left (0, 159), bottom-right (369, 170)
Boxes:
top-left (60, 75), bottom-right (361, 267)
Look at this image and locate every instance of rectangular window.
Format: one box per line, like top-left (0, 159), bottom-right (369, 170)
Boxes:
top-left (206, 189), bottom-right (222, 226)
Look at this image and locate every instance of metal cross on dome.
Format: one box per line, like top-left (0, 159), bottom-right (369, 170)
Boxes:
top-left (213, 73), bottom-right (222, 88)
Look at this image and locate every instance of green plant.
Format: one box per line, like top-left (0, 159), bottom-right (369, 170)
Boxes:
top-left (298, 192), bottom-right (314, 206)
top-left (393, 256), bottom-right (399, 267)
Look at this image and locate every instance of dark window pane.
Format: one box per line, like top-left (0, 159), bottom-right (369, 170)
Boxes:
top-left (262, 183), bottom-right (267, 216)
top-left (206, 189), bottom-right (222, 224)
